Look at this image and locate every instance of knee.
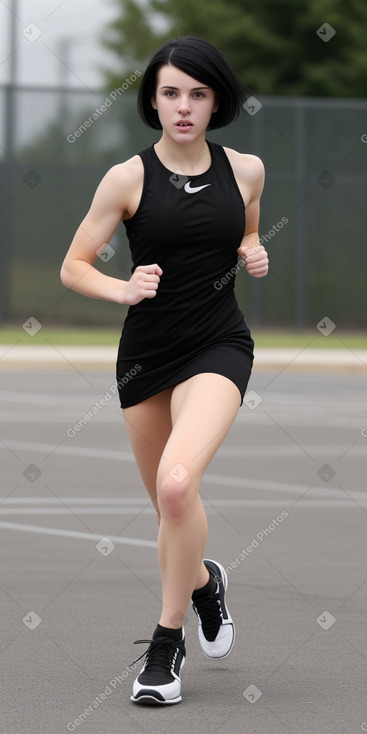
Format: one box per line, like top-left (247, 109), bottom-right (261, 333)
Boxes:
top-left (157, 475), bottom-right (196, 521)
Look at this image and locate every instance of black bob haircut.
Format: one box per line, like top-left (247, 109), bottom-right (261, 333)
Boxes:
top-left (137, 36), bottom-right (247, 131)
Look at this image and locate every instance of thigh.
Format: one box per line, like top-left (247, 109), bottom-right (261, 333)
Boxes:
top-left (158, 373), bottom-right (241, 486)
top-left (122, 386), bottom-right (174, 511)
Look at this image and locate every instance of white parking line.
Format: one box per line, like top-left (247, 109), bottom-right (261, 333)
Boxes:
top-left (0, 413), bottom-right (122, 424)
top-left (1, 432), bottom-right (366, 456)
top-left (0, 440), bottom-right (365, 496)
top-left (0, 521), bottom-right (157, 547)
top-left (0, 495), bottom-right (366, 514)
top-left (202, 474), bottom-right (366, 499)
top-left (0, 497), bottom-right (150, 504)
top-left (0, 439), bottom-right (134, 461)
top-left (0, 500), bottom-right (365, 516)
top-left (217, 444), bottom-right (367, 458)
top-left (0, 391), bottom-right (112, 406)
top-left (0, 507), bottom-right (156, 515)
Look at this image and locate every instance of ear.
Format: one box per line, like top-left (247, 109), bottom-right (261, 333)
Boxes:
top-left (212, 94), bottom-right (219, 114)
top-left (151, 94), bottom-right (157, 110)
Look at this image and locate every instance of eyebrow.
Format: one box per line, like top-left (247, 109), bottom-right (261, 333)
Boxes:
top-left (160, 85), bottom-right (210, 91)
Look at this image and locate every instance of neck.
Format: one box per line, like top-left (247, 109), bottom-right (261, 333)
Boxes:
top-left (154, 133), bottom-right (211, 175)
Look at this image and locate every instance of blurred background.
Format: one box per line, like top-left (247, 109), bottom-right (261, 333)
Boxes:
top-left (1, 0), bottom-right (367, 331)
top-left (2, 7), bottom-right (367, 732)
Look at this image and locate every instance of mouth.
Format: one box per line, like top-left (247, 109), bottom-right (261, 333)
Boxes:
top-left (175, 121), bottom-right (193, 127)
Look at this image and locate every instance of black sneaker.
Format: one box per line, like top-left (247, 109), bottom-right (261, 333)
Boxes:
top-left (192, 559), bottom-right (235, 659)
top-left (130, 629), bottom-right (185, 704)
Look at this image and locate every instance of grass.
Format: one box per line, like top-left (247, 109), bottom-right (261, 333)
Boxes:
top-left (0, 327), bottom-right (366, 349)
top-left (0, 327), bottom-right (120, 346)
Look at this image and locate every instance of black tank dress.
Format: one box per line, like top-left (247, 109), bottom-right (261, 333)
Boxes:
top-left (116, 140), bottom-right (254, 408)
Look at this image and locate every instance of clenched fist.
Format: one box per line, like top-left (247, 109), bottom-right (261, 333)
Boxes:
top-left (237, 244), bottom-right (269, 278)
top-left (125, 264), bottom-right (163, 305)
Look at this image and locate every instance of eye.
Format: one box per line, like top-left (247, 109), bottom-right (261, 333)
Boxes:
top-left (193, 92), bottom-right (205, 98)
top-left (164, 90), bottom-right (176, 97)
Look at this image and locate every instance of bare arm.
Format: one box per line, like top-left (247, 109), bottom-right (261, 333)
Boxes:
top-left (224, 148), bottom-right (268, 278)
top-left (236, 155), bottom-right (268, 278)
top-left (60, 159), bottom-right (162, 305)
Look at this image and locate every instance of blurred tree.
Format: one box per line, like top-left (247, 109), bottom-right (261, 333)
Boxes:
top-left (101, 0), bottom-right (367, 96)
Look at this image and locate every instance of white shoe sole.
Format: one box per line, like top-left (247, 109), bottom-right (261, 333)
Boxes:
top-left (197, 559), bottom-right (235, 659)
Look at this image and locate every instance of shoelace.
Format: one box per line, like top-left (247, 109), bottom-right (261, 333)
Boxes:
top-left (193, 592), bottom-right (223, 638)
top-left (131, 637), bottom-right (179, 672)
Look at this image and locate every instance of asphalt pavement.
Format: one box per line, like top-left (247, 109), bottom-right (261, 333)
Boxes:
top-left (0, 364), bottom-right (366, 734)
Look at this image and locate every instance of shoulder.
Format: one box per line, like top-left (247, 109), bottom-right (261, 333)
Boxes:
top-left (222, 146), bottom-right (265, 187)
top-left (91, 154), bottom-right (144, 214)
top-left (101, 154), bottom-right (144, 189)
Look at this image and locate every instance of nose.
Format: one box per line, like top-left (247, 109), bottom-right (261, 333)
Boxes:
top-left (177, 95), bottom-right (191, 115)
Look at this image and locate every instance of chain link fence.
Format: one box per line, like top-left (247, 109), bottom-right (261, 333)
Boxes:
top-left (1, 84), bottom-right (366, 329)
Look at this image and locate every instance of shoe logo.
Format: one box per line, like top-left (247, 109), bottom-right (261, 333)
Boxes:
top-left (171, 648), bottom-right (180, 678)
top-left (184, 182), bottom-right (211, 194)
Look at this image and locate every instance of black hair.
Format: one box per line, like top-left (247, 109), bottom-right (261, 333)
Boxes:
top-left (137, 36), bottom-right (247, 130)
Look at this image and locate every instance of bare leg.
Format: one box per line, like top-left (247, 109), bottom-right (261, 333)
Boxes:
top-left (156, 373), bottom-right (241, 629)
top-left (122, 386), bottom-right (174, 520)
top-left (122, 375), bottom-right (241, 630)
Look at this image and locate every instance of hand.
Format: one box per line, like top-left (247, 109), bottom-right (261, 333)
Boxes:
top-left (124, 264), bottom-right (163, 305)
top-left (237, 244), bottom-right (269, 278)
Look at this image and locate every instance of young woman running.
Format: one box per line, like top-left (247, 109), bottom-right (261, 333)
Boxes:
top-left (60, 36), bottom-right (268, 705)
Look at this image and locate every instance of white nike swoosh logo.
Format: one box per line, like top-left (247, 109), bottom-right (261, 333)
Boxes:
top-left (184, 182), bottom-right (211, 194)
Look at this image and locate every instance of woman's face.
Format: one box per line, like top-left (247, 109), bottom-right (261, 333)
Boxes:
top-left (151, 64), bottom-right (218, 141)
